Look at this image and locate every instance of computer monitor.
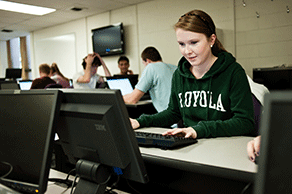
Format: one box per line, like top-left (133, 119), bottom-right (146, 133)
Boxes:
top-left (112, 74), bottom-right (139, 88)
top-left (0, 81), bottom-right (20, 90)
top-left (254, 91), bottom-right (292, 193)
top-left (5, 68), bottom-right (22, 80)
top-left (56, 89), bottom-right (149, 193)
top-left (253, 67), bottom-right (292, 90)
top-left (0, 90), bottom-right (62, 194)
top-left (106, 78), bottom-right (134, 95)
top-left (18, 80), bottom-right (33, 90)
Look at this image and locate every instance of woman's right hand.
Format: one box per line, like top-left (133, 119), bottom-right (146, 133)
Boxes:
top-left (129, 118), bottom-right (140, 129)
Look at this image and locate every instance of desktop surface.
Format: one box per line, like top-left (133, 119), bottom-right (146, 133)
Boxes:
top-left (137, 127), bottom-right (256, 182)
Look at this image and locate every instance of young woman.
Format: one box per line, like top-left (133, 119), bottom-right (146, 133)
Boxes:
top-left (131, 10), bottom-right (255, 139)
top-left (50, 62), bottom-right (70, 88)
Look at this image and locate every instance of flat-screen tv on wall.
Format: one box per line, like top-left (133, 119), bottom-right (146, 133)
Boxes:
top-left (92, 23), bottom-right (124, 57)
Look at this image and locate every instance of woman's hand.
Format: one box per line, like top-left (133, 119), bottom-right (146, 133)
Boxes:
top-left (247, 136), bottom-right (261, 162)
top-left (129, 118), bottom-right (140, 129)
top-left (162, 127), bottom-right (197, 139)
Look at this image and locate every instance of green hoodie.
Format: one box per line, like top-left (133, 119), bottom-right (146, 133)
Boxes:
top-left (137, 52), bottom-right (254, 138)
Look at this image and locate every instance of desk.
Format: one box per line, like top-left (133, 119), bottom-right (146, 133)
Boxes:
top-left (125, 127), bottom-right (257, 194)
top-left (54, 127), bottom-right (257, 194)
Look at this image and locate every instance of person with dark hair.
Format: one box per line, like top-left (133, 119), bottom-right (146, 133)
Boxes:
top-left (30, 63), bottom-right (56, 89)
top-left (117, 56), bottom-right (133, 75)
top-left (73, 53), bottom-right (111, 89)
top-left (123, 46), bottom-right (177, 112)
top-left (130, 10), bottom-right (254, 139)
top-left (50, 62), bottom-right (70, 88)
top-left (140, 46), bottom-right (163, 62)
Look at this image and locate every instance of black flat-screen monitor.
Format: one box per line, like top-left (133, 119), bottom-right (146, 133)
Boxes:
top-left (0, 90), bottom-right (62, 194)
top-left (5, 68), bottom-right (22, 80)
top-left (253, 67), bottom-right (292, 90)
top-left (254, 91), bottom-right (292, 193)
top-left (0, 80), bottom-right (20, 90)
top-left (56, 89), bottom-right (148, 193)
top-left (92, 23), bottom-right (124, 57)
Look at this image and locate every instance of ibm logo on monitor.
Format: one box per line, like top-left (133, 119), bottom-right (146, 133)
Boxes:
top-left (95, 124), bottom-right (106, 131)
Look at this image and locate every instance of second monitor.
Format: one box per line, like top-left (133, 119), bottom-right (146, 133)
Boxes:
top-left (56, 89), bottom-right (149, 193)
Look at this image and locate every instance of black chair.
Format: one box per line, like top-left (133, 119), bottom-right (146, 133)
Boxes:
top-left (45, 83), bottom-right (63, 89)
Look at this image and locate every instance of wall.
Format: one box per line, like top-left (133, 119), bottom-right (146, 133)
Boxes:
top-left (28, 0), bottom-right (292, 79)
top-left (0, 41), bottom-right (8, 78)
top-left (235, 0), bottom-right (292, 76)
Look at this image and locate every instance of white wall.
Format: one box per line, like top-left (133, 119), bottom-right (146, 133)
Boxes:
top-left (28, 0), bottom-right (292, 79)
top-left (235, 0), bottom-right (292, 76)
top-left (31, 18), bottom-right (87, 79)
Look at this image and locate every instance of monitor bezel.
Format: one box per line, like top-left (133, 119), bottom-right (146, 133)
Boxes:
top-left (254, 91), bottom-right (292, 193)
top-left (91, 23), bottom-right (125, 57)
top-left (0, 89), bottom-right (62, 193)
top-left (5, 68), bottom-right (22, 80)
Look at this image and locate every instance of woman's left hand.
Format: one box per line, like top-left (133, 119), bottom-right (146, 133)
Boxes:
top-left (162, 127), bottom-right (197, 139)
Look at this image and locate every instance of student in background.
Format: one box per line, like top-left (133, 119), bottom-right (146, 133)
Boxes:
top-left (30, 63), bottom-right (56, 89)
top-left (130, 10), bottom-right (254, 139)
top-left (117, 56), bottom-right (133, 75)
top-left (50, 62), bottom-right (70, 88)
top-left (247, 136), bottom-right (261, 162)
top-left (73, 53), bottom-right (111, 89)
top-left (123, 46), bottom-right (177, 112)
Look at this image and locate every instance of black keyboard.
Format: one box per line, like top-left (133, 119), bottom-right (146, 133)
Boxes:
top-left (135, 131), bottom-right (198, 149)
top-left (0, 179), bottom-right (39, 194)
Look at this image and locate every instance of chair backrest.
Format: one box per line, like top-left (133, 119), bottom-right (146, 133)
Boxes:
top-left (247, 75), bottom-right (269, 136)
top-left (45, 83), bottom-right (63, 89)
top-left (251, 94), bottom-right (262, 136)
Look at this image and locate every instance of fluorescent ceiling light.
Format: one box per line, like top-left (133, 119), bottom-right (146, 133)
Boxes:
top-left (0, 0), bottom-right (56, 15)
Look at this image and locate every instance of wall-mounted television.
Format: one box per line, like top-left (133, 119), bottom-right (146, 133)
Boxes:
top-left (92, 23), bottom-right (124, 57)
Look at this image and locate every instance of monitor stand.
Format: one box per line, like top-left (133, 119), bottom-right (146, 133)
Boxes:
top-left (73, 160), bottom-right (111, 194)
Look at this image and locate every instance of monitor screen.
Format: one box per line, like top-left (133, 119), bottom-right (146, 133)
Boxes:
top-left (5, 68), bottom-right (22, 80)
top-left (56, 89), bottom-right (148, 193)
top-left (254, 91), bottom-right (292, 193)
top-left (92, 23), bottom-right (124, 57)
top-left (112, 74), bottom-right (139, 88)
top-left (18, 80), bottom-right (33, 90)
top-left (106, 78), bottom-right (133, 95)
top-left (0, 90), bottom-right (62, 193)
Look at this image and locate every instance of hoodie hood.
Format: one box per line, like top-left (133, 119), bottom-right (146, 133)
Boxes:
top-left (177, 52), bottom-right (236, 80)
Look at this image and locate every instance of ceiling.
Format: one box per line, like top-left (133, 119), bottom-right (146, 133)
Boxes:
top-left (0, 0), bottom-right (152, 41)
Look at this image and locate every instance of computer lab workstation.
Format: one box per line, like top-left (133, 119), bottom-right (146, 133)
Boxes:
top-left (0, 86), bottom-right (260, 194)
top-left (1, 66), bottom-right (292, 194)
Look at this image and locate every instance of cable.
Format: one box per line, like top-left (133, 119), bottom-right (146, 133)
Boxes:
top-left (0, 161), bottom-right (13, 178)
top-left (49, 168), bottom-right (77, 188)
top-left (240, 182), bottom-right (252, 194)
top-left (65, 169), bottom-right (76, 182)
top-left (105, 175), bottom-right (120, 193)
top-left (125, 179), bottom-right (143, 194)
top-left (70, 175), bottom-right (79, 194)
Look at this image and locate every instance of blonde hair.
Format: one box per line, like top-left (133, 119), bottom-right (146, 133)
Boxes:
top-left (51, 63), bottom-right (69, 81)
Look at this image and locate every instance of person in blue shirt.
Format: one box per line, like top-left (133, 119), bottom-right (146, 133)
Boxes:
top-left (123, 46), bottom-right (177, 112)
